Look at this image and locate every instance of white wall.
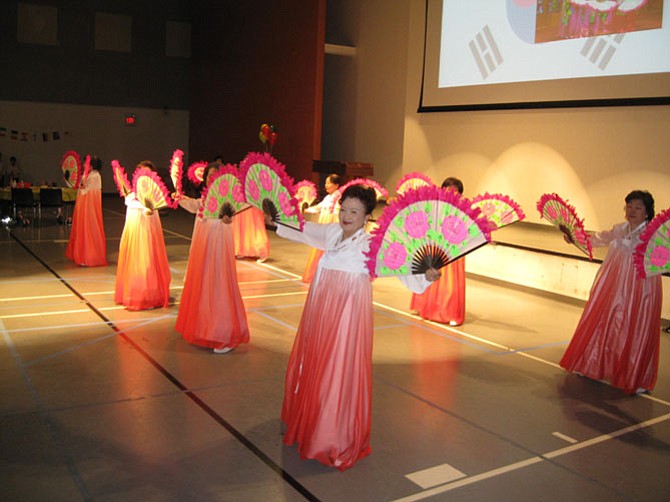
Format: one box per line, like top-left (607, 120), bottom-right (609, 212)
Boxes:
top-left (0, 100), bottom-right (189, 193)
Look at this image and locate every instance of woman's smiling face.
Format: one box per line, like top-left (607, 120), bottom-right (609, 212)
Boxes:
top-left (339, 196), bottom-right (368, 239)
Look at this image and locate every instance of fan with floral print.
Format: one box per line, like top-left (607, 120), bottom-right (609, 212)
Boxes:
top-left (61, 150), bottom-right (82, 188)
top-left (395, 172), bottom-right (434, 195)
top-left (537, 193), bottom-right (593, 260)
top-left (634, 207), bottom-right (670, 278)
top-left (240, 151), bottom-right (304, 230)
top-left (365, 185), bottom-right (493, 278)
top-left (169, 149), bottom-right (184, 198)
top-left (330, 177), bottom-right (389, 214)
top-left (471, 193), bottom-right (526, 230)
top-left (187, 161), bottom-right (209, 185)
top-left (294, 180), bottom-right (318, 211)
top-left (111, 160), bottom-right (132, 197)
top-left (132, 167), bottom-right (176, 211)
top-left (198, 164), bottom-right (248, 219)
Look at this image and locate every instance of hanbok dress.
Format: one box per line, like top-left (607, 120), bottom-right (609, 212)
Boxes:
top-left (301, 192), bottom-right (340, 283)
top-left (65, 169), bottom-right (107, 266)
top-left (409, 259), bottom-right (465, 325)
top-left (231, 206), bottom-right (269, 260)
top-left (559, 221), bottom-right (663, 394)
top-left (175, 198), bottom-right (250, 350)
top-left (277, 222), bottom-right (431, 470)
top-left (114, 193), bottom-right (171, 310)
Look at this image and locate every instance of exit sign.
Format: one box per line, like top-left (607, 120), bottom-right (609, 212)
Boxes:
top-left (124, 113), bottom-right (136, 126)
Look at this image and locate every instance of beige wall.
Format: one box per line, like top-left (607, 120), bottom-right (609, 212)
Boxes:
top-left (0, 100), bottom-right (189, 192)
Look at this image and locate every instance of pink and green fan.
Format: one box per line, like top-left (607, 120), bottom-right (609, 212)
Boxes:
top-left (330, 178), bottom-right (389, 214)
top-left (240, 151), bottom-right (304, 230)
top-left (634, 207), bottom-right (670, 278)
top-left (294, 180), bottom-right (318, 210)
top-left (198, 164), bottom-right (248, 219)
top-left (187, 161), bottom-right (209, 185)
top-left (61, 150), bottom-right (81, 188)
top-left (111, 160), bottom-right (132, 197)
top-left (132, 167), bottom-right (175, 211)
top-left (537, 193), bottom-right (593, 260)
top-left (169, 149), bottom-right (184, 197)
top-left (471, 193), bottom-right (526, 229)
top-left (395, 172), bottom-right (434, 195)
top-left (366, 185), bottom-right (493, 278)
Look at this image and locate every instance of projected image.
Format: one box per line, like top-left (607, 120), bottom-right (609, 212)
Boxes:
top-left (535, 0), bottom-right (664, 43)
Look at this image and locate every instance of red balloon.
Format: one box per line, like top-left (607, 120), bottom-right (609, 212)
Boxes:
top-left (269, 131), bottom-right (278, 145)
top-left (262, 124), bottom-right (271, 139)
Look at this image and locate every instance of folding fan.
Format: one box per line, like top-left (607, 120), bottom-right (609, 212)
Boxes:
top-left (634, 207), bottom-right (670, 279)
top-left (111, 160), bottom-right (132, 197)
top-left (471, 193), bottom-right (526, 230)
top-left (187, 161), bottom-right (209, 185)
top-left (395, 172), bottom-right (434, 195)
top-left (239, 151), bottom-right (304, 230)
top-left (169, 149), bottom-right (184, 197)
top-left (132, 167), bottom-right (175, 211)
top-left (365, 185), bottom-right (493, 278)
top-left (198, 164), bottom-right (248, 219)
top-left (537, 193), bottom-right (593, 260)
top-left (294, 180), bottom-right (317, 210)
top-left (61, 150), bottom-right (81, 188)
top-left (338, 178), bottom-right (389, 200)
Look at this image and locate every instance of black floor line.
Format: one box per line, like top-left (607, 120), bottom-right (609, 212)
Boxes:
top-left (9, 230), bottom-right (320, 502)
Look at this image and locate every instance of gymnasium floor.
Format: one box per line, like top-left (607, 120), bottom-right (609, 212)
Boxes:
top-left (1, 197), bottom-right (669, 502)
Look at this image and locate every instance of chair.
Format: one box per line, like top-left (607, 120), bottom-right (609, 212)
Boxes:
top-left (39, 188), bottom-right (64, 225)
top-left (11, 188), bottom-right (38, 224)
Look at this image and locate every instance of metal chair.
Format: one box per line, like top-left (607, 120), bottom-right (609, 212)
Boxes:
top-left (11, 188), bottom-right (38, 224)
top-left (38, 188), bottom-right (64, 225)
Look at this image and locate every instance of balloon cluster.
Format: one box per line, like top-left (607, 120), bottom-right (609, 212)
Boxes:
top-left (259, 123), bottom-right (278, 153)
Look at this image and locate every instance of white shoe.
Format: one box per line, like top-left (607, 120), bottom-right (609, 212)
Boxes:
top-left (213, 347), bottom-right (233, 354)
top-left (635, 387), bottom-right (648, 395)
top-left (256, 257), bottom-right (268, 263)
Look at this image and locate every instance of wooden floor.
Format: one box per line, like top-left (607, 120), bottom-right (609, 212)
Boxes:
top-left (1, 197), bottom-right (669, 502)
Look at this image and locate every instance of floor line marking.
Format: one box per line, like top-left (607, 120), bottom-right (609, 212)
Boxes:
top-left (552, 431), bottom-right (578, 444)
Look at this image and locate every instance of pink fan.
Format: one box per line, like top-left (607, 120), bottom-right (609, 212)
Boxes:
top-left (198, 164), bottom-right (248, 219)
top-left (61, 150), bottom-right (81, 188)
top-left (240, 151), bottom-right (304, 230)
top-left (294, 180), bottom-right (318, 210)
top-left (634, 207), bottom-right (670, 278)
top-left (395, 172), bottom-right (434, 195)
top-left (187, 161), bottom-right (209, 185)
top-left (331, 178), bottom-right (389, 212)
top-left (366, 185), bottom-right (493, 278)
top-left (169, 149), bottom-right (184, 197)
top-left (537, 193), bottom-right (593, 260)
top-left (111, 160), bottom-right (132, 197)
top-left (132, 167), bottom-right (175, 211)
top-left (471, 193), bottom-right (526, 229)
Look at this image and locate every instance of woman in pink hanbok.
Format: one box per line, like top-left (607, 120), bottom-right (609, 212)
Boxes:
top-left (560, 190), bottom-right (662, 395)
top-left (271, 184), bottom-right (439, 471)
top-left (410, 177), bottom-right (466, 326)
top-left (175, 164), bottom-right (249, 353)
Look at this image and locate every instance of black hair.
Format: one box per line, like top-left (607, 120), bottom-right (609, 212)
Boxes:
top-left (340, 184), bottom-right (377, 215)
top-left (441, 177), bottom-right (463, 194)
top-left (327, 173), bottom-right (342, 186)
top-left (625, 190), bottom-right (655, 222)
top-left (137, 160), bottom-right (156, 170)
top-left (204, 163), bottom-right (220, 183)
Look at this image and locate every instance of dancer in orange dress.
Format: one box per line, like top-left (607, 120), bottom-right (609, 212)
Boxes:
top-left (114, 161), bottom-right (171, 310)
top-left (301, 173), bottom-right (341, 283)
top-left (65, 159), bottom-right (107, 266)
top-left (409, 177), bottom-right (466, 326)
top-left (231, 205), bottom-right (270, 262)
top-left (175, 164), bottom-right (250, 353)
top-left (270, 184), bottom-right (439, 471)
top-left (560, 190), bottom-right (662, 395)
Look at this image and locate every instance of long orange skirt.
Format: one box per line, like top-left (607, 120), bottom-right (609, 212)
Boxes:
top-left (65, 189), bottom-right (107, 266)
top-left (114, 208), bottom-right (171, 310)
top-left (282, 269), bottom-right (373, 471)
top-left (231, 207), bottom-right (269, 259)
top-left (410, 259), bottom-right (465, 325)
top-left (176, 219), bottom-right (249, 349)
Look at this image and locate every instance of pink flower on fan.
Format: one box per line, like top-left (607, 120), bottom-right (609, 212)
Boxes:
top-left (545, 206), bottom-right (558, 220)
top-left (405, 211), bottom-right (429, 238)
top-left (500, 210), bottom-right (514, 225)
top-left (442, 215), bottom-right (468, 244)
top-left (559, 207), bottom-right (571, 223)
top-left (574, 228), bottom-right (588, 245)
top-left (218, 179), bottom-right (229, 197)
top-left (383, 242), bottom-right (407, 270)
top-left (207, 196), bottom-right (218, 213)
top-left (650, 245), bottom-right (669, 268)
top-left (259, 169), bottom-right (273, 191)
top-left (278, 191), bottom-right (295, 216)
top-left (480, 201), bottom-right (496, 218)
top-left (247, 180), bottom-right (260, 200)
top-left (232, 183), bottom-right (244, 203)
